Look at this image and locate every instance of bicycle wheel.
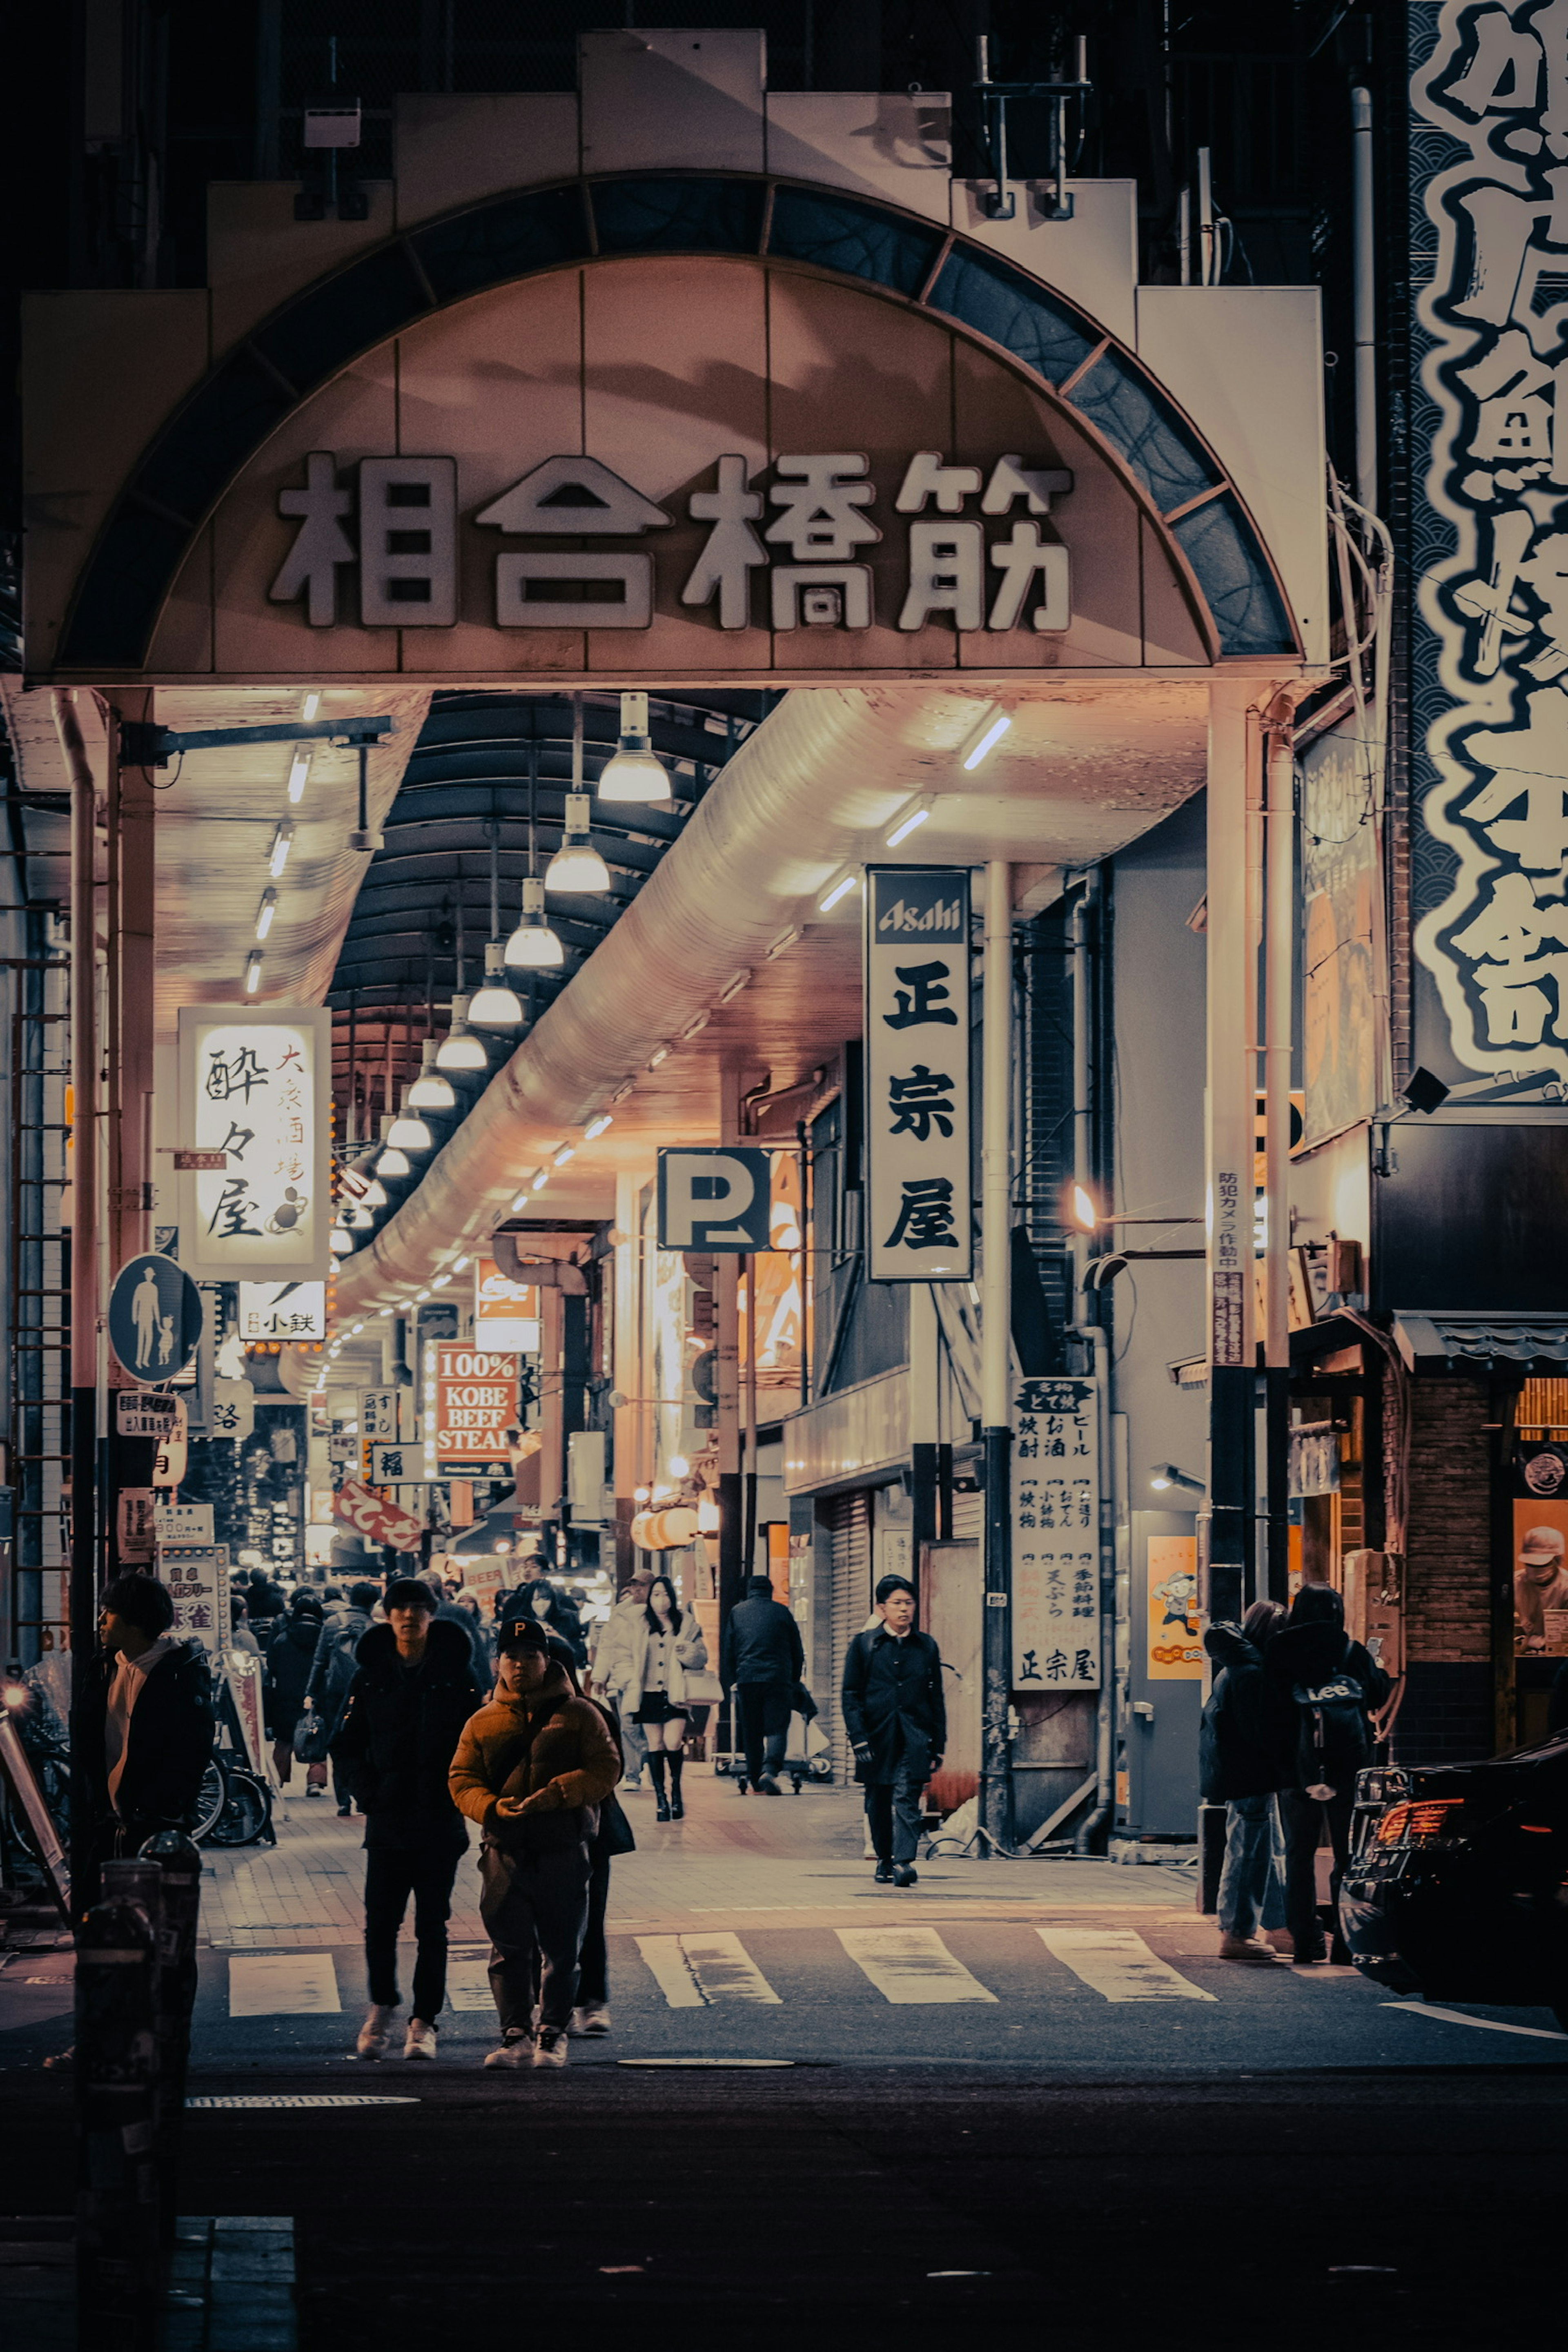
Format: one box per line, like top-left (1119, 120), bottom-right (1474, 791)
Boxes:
top-left (189, 1758), bottom-right (227, 1843)
top-left (202, 1767), bottom-right (274, 1849)
top-left (8, 1745), bottom-right (70, 1865)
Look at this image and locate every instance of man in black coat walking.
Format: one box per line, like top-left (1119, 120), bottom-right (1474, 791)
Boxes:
top-left (840, 1575), bottom-right (945, 1886)
top-left (332, 1577), bottom-right (483, 2061)
top-left (719, 1572), bottom-right (804, 1795)
top-left (78, 1572), bottom-right (214, 1912)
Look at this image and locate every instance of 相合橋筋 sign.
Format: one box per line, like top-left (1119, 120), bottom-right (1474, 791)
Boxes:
top-left (864, 868), bottom-right (972, 1283)
top-left (107, 1252), bottom-right (205, 1385)
top-left (656, 1147), bottom-right (773, 1253)
top-left (270, 449), bottom-right (1072, 641)
top-left (1011, 1378), bottom-right (1100, 1691)
top-left (432, 1346), bottom-right (517, 1472)
top-left (178, 1006), bottom-right (331, 1279)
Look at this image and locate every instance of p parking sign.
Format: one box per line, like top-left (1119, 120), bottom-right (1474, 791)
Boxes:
top-left (656, 1147), bottom-right (772, 1252)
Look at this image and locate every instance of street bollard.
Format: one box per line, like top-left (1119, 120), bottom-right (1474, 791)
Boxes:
top-left (139, 1830), bottom-right (203, 2244)
top-left (75, 1891), bottom-right (161, 2350)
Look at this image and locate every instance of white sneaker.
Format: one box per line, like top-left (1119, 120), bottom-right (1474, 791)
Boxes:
top-left (403, 2018), bottom-right (438, 2059)
top-left (570, 2005), bottom-right (611, 2037)
top-left (532, 2025), bottom-right (569, 2069)
top-left (356, 2002), bottom-right (398, 2058)
top-left (483, 2029), bottom-right (532, 2069)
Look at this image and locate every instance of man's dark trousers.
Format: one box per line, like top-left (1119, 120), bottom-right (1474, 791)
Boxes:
top-left (865, 1753), bottom-right (929, 1865)
top-left (735, 1681), bottom-right (791, 1785)
top-left (480, 1842), bottom-right (591, 2034)
top-left (363, 1827), bottom-right (462, 2022)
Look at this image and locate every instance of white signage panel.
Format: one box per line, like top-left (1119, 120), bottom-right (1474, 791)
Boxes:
top-left (1011, 1378), bottom-right (1100, 1691)
top-left (474, 1258), bottom-right (541, 1354)
top-left (160, 1542), bottom-right (231, 1653)
top-left (864, 867), bottom-right (972, 1282)
top-left (177, 1005), bottom-right (331, 1279)
top-left (239, 1281), bottom-right (327, 1341)
top-left (156, 1502), bottom-right (215, 1546)
top-left (210, 1379), bottom-right (257, 1442)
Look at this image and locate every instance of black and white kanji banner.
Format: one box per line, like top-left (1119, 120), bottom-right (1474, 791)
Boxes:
top-left (864, 866), bottom-right (971, 1283)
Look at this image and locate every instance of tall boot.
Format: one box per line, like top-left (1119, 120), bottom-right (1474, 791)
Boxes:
top-left (648, 1751), bottom-right (670, 1821)
top-left (668, 1752), bottom-right (685, 1819)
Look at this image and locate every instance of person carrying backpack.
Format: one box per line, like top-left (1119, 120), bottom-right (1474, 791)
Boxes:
top-left (1264, 1584), bottom-right (1391, 1964)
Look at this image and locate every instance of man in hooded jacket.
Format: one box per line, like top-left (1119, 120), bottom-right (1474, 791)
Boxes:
top-left (305, 1580), bottom-right (381, 1815)
top-left (1263, 1583), bottom-right (1390, 1964)
top-left (1200, 1598), bottom-right (1288, 1963)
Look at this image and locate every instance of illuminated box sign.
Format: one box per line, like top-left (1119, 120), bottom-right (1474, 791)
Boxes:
top-left (433, 1345), bottom-right (517, 1470)
top-left (1010, 1378), bottom-right (1100, 1692)
top-left (864, 867), bottom-right (972, 1283)
top-left (474, 1258), bottom-right (541, 1353)
top-left (177, 1006), bottom-right (331, 1280)
top-left (239, 1280), bottom-right (326, 1341)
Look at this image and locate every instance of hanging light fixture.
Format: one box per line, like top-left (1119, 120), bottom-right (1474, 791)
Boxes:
top-left (598, 690), bottom-right (669, 803)
top-left (435, 995), bottom-right (489, 1071)
top-left (361, 1176), bottom-right (388, 1209)
top-left (547, 697), bottom-right (610, 892)
top-left (376, 1117), bottom-right (412, 1179)
top-left (407, 1038), bottom-right (457, 1112)
top-left (329, 1225), bottom-right (354, 1255)
top-left (469, 941), bottom-right (524, 1027)
top-left (387, 1087), bottom-right (433, 1152)
top-left (507, 875), bottom-right (564, 968)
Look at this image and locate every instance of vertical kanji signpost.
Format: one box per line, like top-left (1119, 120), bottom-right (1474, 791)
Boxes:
top-left (864, 868), bottom-right (972, 1284)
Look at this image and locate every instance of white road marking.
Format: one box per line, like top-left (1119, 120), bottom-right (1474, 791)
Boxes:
top-left (1036, 1924), bottom-right (1215, 2002)
top-left (836, 1926), bottom-right (998, 2004)
top-left (1383, 2000), bottom-right (1568, 2042)
top-left (227, 1952), bottom-right (341, 2017)
top-left (445, 1959), bottom-right (494, 2013)
top-left (634, 1931), bottom-right (781, 2006)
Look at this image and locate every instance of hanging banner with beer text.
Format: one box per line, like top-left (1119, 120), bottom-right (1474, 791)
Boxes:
top-left (864, 866), bottom-right (972, 1282)
top-left (1011, 1377), bottom-right (1100, 1690)
top-left (432, 1344), bottom-right (518, 1472)
top-left (177, 1005), bottom-right (331, 1280)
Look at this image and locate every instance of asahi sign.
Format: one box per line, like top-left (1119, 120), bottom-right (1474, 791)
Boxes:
top-left (864, 868), bottom-right (972, 1282)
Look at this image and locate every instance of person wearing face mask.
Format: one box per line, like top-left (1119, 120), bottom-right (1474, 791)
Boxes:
top-left (448, 1617), bottom-right (620, 2071)
top-left (602, 1572), bottom-right (708, 1822)
top-left (840, 1576), bottom-right (946, 1887)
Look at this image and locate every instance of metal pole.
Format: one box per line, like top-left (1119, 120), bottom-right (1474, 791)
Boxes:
top-left (716, 1067), bottom-right (743, 1646)
top-left (1352, 85), bottom-right (1378, 518)
top-left (1205, 682), bottom-right (1255, 1630)
top-left (1264, 725), bottom-right (1295, 1605)
top-left (979, 861), bottom-right (1013, 1854)
top-left (1196, 146), bottom-right (1215, 285)
top-left (55, 691), bottom-right (100, 1911)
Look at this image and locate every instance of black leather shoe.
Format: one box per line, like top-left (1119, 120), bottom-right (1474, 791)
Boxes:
top-left (756, 1774), bottom-right (782, 1795)
top-left (654, 1794), bottom-right (671, 1822)
top-left (874, 1860), bottom-right (893, 1883)
top-left (892, 1863), bottom-right (918, 1887)
top-left (669, 1795), bottom-right (684, 1819)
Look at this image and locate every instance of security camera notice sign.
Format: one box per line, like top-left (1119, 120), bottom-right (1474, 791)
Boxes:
top-left (432, 1345), bottom-right (518, 1472)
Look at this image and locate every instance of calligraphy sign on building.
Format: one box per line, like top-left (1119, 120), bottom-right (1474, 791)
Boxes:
top-left (1011, 1376), bottom-right (1100, 1690)
top-left (864, 867), bottom-right (972, 1282)
top-left (178, 1006), bottom-right (331, 1279)
top-left (1410, 7), bottom-right (1568, 1096)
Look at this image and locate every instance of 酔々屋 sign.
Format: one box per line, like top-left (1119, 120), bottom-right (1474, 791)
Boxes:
top-left (432, 1345), bottom-right (518, 1472)
top-left (178, 1007), bottom-right (331, 1279)
top-left (270, 450), bottom-right (1072, 642)
top-left (1011, 1378), bottom-right (1100, 1690)
top-left (864, 868), bottom-right (972, 1282)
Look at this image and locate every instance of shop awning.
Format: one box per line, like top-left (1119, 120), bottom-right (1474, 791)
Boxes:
top-left (1392, 1312), bottom-right (1568, 1373)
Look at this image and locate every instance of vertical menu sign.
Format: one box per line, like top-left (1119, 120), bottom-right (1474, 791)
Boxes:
top-left (178, 1006), bottom-right (331, 1280)
top-left (864, 867), bottom-right (972, 1281)
top-left (1011, 1377), bottom-right (1100, 1690)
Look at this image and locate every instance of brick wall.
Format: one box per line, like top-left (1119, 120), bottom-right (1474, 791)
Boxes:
top-left (1393, 1661), bottom-right (1492, 1764)
top-left (1403, 1378), bottom-right (1491, 1664)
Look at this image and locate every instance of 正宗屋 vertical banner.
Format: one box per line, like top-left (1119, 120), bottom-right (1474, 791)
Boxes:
top-left (178, 1006), bottom-right (332, 1279)
top-left (864, 867), bottom-right (972, 1282)
top-left (1011, 1377), bottom-right (1101, 1691)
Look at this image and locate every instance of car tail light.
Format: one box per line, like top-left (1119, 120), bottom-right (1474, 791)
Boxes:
top-left (1374, 1798), bottom-right (1467, 1847)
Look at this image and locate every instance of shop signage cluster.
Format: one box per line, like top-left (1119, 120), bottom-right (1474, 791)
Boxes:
top-left (432, 1345), bottom-right (518, 1472)
top-left (864, 867), bottom-right (972, 1282)
top-left (178, 1006), bottom-right (332, 1278)
top-left (474, 1259), bottom-right (541, 1352)
top-left (1011, 1377), bottom-right (1100, 1690)
top-left (358, 1386), bottom-right (402, 1481)
top-left (239, 1280), bottom-right (327, 1341)
top-left (271, 450), bottom-right (1074, 639)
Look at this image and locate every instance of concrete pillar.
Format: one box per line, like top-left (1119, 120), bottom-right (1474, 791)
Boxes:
top-left (1205, 679), bottom-right (1258, 1627)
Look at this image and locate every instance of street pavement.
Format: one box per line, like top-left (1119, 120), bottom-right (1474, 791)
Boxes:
top-left (3, 1766), bottom-right (1564, 2346)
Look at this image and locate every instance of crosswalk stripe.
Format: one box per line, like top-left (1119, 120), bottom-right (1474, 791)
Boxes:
top-left (1036, 1924), bottom-right (1215, 2002)
top-left (836, 1926), bottom-right (998, 2005)
top-left (228, 1952), bottom-right (341, 2017)
top-left (635, 1931), bottom-right (782, 2006)
top-left (445, 1958), bottom-right (494, 2013)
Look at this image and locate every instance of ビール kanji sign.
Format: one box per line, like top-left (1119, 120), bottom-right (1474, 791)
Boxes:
top-left (1011, 1378), bottom-right (1100, 1691)
top-left (178, 1006), bottom-right (331, 1278)
top-left (432, 1345), bottom-right (517, 1471)
top-left (864, 868), bottom-right (972, 1281)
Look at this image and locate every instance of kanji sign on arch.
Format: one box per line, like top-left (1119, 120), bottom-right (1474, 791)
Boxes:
top-left (433, 1345), bottom-right (517, 1472)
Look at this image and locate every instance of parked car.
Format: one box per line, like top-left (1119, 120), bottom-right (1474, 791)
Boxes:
top-left (1339, 1729), bottom-right (1568, 2030)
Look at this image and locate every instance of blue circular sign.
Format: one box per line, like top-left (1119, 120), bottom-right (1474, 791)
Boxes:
top-left (108, 1252), bottom-right (205, 1385)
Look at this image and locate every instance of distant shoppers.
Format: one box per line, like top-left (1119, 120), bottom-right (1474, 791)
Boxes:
top-left (245, 1567), bottom-right (287, 1638)
top-left (228, 1592), bottom-right (262, 1660)
top-left (720, 1572), bottom-right (805, 1795)
top-left (1201, 1599), bottom-right (1289, 1964)
top-left (79, 1574), bottom-right (213, 1907)
top-left (333, 1577), bottom-right (484, 2061)
top-left (601, 1572), bottom-right (708, 1821)
top-left (421, 1568), bottom-right (491, 1681)
top-left (1265, 1584), bottom-right (1390, 1964)
top-left (452, 1589), bottom-right (496, 1683)
top-left (306, 1580), bottom-right (381, 1816)
top-left (510, 1576), bottom-right (589, 1670)
top-left (448, 1618), bottom-right (620, 2072)
top-left (590, 1569), bottom-right (654, 1791)
top-left (265, 1595), bottom-right (327, 1794)
top-left (841, 1575), bottom-right (945, 1886)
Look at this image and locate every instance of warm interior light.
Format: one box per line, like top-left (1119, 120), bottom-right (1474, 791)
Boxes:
top-left (668, 1453), bottom-right (690, 1478)
top-left (407, 1040), bottom-right (456, 1112)
top-left (287, 746), bottom-right (311, 804)
top-left (301, 691), bottom-right (321, 721)
top-left (584, 1112), bottom-right (613, 1140)
top-left (329, 1227), bottom-right (354, 1254)
top-left (961, 709), bottom-right (1012, 771)
top-left (546, 792), bottom-right (611, 893)
top-left (269, 820), bottom-right (295, 877)
top-left (244, 950), bottom-right (263, 995)
top-left (506, 874), bottom-right (565, 968)
top-left (378, 1144), bottom-right (412, 1179)
top-left (387, 1091), bottom-right (434, 1151)
top-left (1071, 1184), bottom-right (1098, 1231)
top-left (719, 970), bottom-right (751, 1003)
top-left (697, 1497), bottom-right (720, 1533)
top-left (553, 1145), bottom-right (575, 1166)
top-left (468, 944), bottom-right (523, 1027)
top-left (819, 872), bottom-right (860, 914)
top-left (886, 802), bottom-right (931, 848)
top-left (255, 889), bottom-right (277, 940)
top-left (435, 1000), bottom-right (489, 1072)
top-left (531, 1168), bottom-right (549, 1192)
top-left (647, 1045), bottom-right (670, 1069)
top-left (454, 1256), bottom-right (470, 1273)
top-left (599, 690), bottom-right (669, 803)
top-left (362, 1178), bottom-right (388, 1208)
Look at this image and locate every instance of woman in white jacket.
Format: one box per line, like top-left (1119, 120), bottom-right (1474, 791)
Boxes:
top-left (608, 1573), bottom-right (707, 1821)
